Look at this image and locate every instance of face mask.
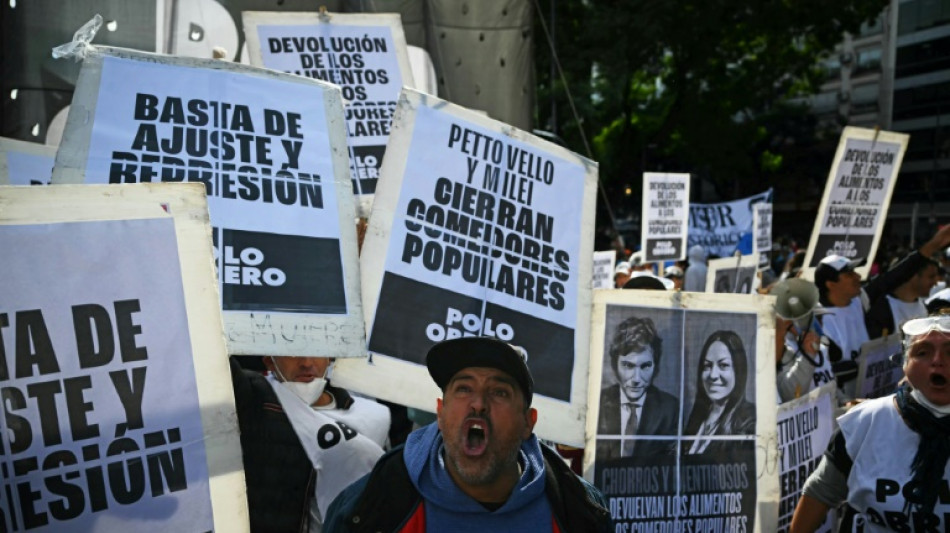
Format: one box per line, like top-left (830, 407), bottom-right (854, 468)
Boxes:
top-left (911, 388), bottom-right (950, 416)
top-left (282, 378), bottom-right (327, 406)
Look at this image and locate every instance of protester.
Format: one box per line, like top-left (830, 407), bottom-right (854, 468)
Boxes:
top-left (665, 265), bottom-right (686, 290)
top-left (928, 287), bottom-right (950, 314)
top-left (614, 261), bottom-right (632, 288)
top-left (790, 314), bottom-right (950, 532)
top-left (684, 330), bottom-right (755, 455)
top-left (323, 337), bottom-right (611, 532)
top-left (813, 225), bottom-right (950, 400)
top-left (683, 244), bottom-right (708, 292)
top-left (597, 316), bottom-right (678, 460)
top-left (231, 356), bottom-right (388, 532)
top-left (865, 258), bottom-right (939, 338)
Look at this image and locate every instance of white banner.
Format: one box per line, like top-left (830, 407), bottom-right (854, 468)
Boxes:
top-left (688, 190), bottom-right (771, 259)
top-left (776, 384), bottom-right (836, 533)
top-left (50, 47), bottom-right (365, 358)
top-left (334, 88), bottom-right (598, 446)
top-left (855, 333), bottom-right (903, 399)
top-left (593, 250), bottom-right (617, 290)
top-left (0, 137), bottom-right (56, 185)
top-left (585, 290), bottom-right (778, 532)
top-left (802, 127), bottom-right (909, 280)
top-left (642, 172), bottom-right (690, 263)
top-left (754, 203), bottom-right (772, 270)
top-left (243, 12), bottom-right (414, 216)
top-left (0, 184), bottom-right (246, 532)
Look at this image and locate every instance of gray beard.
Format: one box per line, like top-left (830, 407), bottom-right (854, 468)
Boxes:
top-left (446, 442), bottom-right (522, 487)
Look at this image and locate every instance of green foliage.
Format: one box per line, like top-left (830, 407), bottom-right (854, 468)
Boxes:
top-left (534, 0), bottom-right (889, 204)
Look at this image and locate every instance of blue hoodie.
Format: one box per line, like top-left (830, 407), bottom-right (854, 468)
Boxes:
top-left (403, 423), bottom-right (553, 532)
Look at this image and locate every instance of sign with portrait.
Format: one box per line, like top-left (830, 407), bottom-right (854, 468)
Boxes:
top-left (855, 333), bottom-right (903, 399)
top-left (776, 383), bottom-right (836, 533)
top-left (802, 127), bottom-right (909, 280)
top-left (586, 290), bottom-right (778, 532)
top-left (0, 136), bottom-right (56, 185)
top-left (50, 46), bottom-right (365, 358)
top-left (334, 88), bottom-right (598, 446)
top-left (707, 254), bottom-right (759, 294)
top-left (0, 183), bottom-right (247, 532)
top-left (641, 172), bottom-right (690, 263)
top-left (243, 11), bottom-right (413, 216)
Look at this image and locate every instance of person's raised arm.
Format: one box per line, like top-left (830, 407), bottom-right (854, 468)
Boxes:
top-left (789, 494), bottom-right (831, 533)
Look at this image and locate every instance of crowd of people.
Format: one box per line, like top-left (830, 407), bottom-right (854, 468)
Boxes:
top-left (227, 225), bottom-right (950, 533)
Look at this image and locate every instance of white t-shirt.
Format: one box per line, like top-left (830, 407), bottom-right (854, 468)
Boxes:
top-left (885, 295), bottom-right (927, 334)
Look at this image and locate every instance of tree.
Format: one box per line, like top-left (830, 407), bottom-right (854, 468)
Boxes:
top-left (535, 0), bottom-right (889, 213)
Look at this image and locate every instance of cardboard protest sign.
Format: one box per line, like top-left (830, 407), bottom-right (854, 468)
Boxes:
top-left (593, 250), bottom-right (617, 290)
top-left (0, 184), bottom-right (246, 532)
top-left (855, 333), bottom-right (903, 399)
top-left (50, 46), bottom-right (364, 358)
top-left (333, 88), bottom-right (598, 446)
top-left (776, 383), bottom-right (836, 533)
top-left (688, 189), bottom-right (771, 259)
top-left (802, 127), bottom-right (909, 280)
top-left (0, 137), bottom-right (56, 185)
top-left (243, 11), bottom-right (414, 216)
top-left (754, 203), bottom-right (772, 270)
top-left (707, 254), bottom-right (759, 294)
top-left (642, 172), bottom-right (690, 263)
top-left (585, 290), bottom-right (778, 532)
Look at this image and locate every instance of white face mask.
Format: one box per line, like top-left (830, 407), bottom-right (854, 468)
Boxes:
top-left (282, 378), bottom-right (327, 406)
top-left (269, 356), bottom-right (331, 405)
top-left (911, 388), bottom-right (950, 416)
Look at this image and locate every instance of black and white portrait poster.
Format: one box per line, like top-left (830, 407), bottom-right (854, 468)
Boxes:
top-left (642, 172), bottom-right (690, 263)
top-left (243, 11), bottom-right (414, 216)
top-left (586, 289), bottom-right (778, 532)
top-left (334, 89), bottom-right (598, 445)
top-left (0, 136), bottom-right (55, 185)
top-left (707, 254), bottom-right (759, 294)
top-left (50, 46), bottom-right (365, 359)
top-left (855, 333), bottom-right (903, 400)
top-left (0, 184), bottom-right (246, 532)
top-left (776, 383), bottom-right (836, 533)
top-left (802, 127), bottom-right (908, 279)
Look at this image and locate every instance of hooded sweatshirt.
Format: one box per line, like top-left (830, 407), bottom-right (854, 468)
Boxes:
top-left (403, 423), bottom-right (552, 532)
top-left (684, 244), bottom-right (708, 292)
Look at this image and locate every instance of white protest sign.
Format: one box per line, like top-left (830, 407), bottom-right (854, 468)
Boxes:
top-left (776, 383), bottom-right (836, 533)
top-left (333, 89), bottom-right (598, 446)
top-left (50, 46), bottom-right (364, 358)
top-left (707, 254), bottom-right (759, 294)
top-left (593, 250), bottom-right (617, 290)
top-left (855, 333), bottom-right (903, 399)
top-left (243, 11), bottom-right (414, 217)
top-left (802, 127), bottom-right (908, 280)
top-left (642, 172), bottom-right (690, 263)
top-left (0, 137), bottom-right (56, 185)
top-left (688, 189), bottom-right (771, 259)
top-left (586, 290), bottom-right (778, 533)
top-left (754, 203), bottom-right (772, 270)
top-left (0, 183), bottom-right (246, 532)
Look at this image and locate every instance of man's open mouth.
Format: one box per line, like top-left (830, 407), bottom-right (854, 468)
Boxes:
top-left (463, 419), bottom-right (489, 455)
top-left (931, 374), bottom-right (948, 387)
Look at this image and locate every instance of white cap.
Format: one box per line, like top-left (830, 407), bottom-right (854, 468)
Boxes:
top-left (818, 254), bottom-right (866, 273)
top-left (614, 261), bottom-right (632, 276)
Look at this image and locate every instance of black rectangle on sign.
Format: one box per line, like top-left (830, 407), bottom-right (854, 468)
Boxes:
top-left (350, 144), bottom-right (386, 195)
top-left (809, 234), bottom-right (873, 267)
top-left (219, 228), bottom-right (347, 313)
top-left (646, 238), bottom-right (682, 262)
top-left (369, 272), bottom-right (575, 401)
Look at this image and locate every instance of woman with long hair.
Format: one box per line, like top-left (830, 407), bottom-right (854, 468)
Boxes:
top-left (684, 330), bottom-right (756, 454)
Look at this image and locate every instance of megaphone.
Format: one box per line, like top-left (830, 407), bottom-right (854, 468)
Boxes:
top-left (770, 278), bottom-right (821, 332)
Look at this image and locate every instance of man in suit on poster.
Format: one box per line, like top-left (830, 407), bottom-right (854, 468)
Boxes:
top-left (597, 316), bottom-right (679, 461)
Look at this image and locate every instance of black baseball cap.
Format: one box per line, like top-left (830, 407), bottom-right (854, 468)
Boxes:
top-left (426, 336), bottom-right (534, 406)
